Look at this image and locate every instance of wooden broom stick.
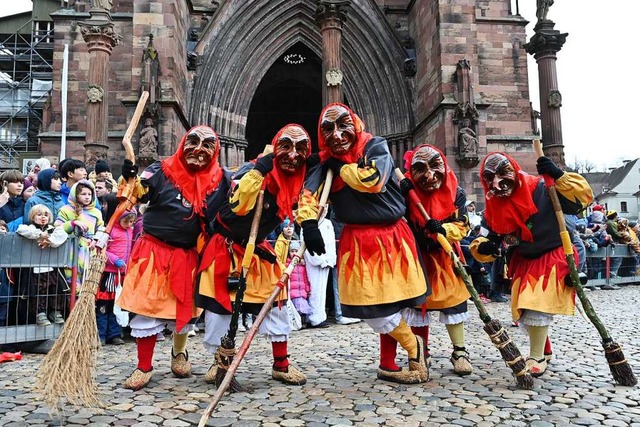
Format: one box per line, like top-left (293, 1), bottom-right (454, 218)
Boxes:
top-left (199, 169), bottom-right (334, 425)
top-left (533, 140), bottom-right (637, 386)
top-left (394, 168), bottom-right (534, 390)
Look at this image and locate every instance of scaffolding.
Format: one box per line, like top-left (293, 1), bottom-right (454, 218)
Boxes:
top-left (0, 19), bottom-right (53, 171)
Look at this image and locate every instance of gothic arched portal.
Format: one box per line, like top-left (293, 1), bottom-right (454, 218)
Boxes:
top-left (191, 0), bottom-right (414, 165)
top-left (245, 42), bottom-right (322, 160)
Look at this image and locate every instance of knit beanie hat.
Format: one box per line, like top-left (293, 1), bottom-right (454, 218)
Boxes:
top-left (95, 160), bottom-right (110, 174)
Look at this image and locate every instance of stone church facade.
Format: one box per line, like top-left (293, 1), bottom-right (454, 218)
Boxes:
top-left (39, 0), bottom-right (536, 203)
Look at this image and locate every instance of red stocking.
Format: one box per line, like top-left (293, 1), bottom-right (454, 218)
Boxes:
top-left (544, 336), bottom-right (553, 356)
top-left (379, 333), bottom-right (399, 371)
top-left (272, 341), bottom-right (289, 370)
top-left (136, 334), bottom-right (157, 372)
top-left (411, 326), bottom-right (430, 356)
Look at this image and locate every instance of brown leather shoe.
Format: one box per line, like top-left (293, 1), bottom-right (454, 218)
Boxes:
top-left (272, 364), bottom-right (307, 385)
top-left (171, 349), bottom-right (192, 378)
top-left (123, 368), bottom-right (154, 391)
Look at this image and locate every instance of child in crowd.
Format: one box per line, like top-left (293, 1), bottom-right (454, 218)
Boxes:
top-left (23, 168), bottom-right (65, 225)
top-left (0, 169), bottom-right (25, 230)
top-left (287, 240), bottom-right (311, 326)
top-left (16, 204), bottom-right (68, 326)
top-left (97, 209), bottom-right (136, 345)
top-left (55, 179), bottom-right (104, 292)
top-left (0, 221), bottom-right (9, 326)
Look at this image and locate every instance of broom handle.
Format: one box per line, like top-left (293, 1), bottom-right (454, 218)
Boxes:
top-left (227, 185), bottom-right (266, 343)
top-left (532, 140), bottom-right (611, 341)
top-left (105, 91), bottom-right (149, 234)
top-left (199, 170), bottom-right (334, 427)
top-left (394, 169), bottom-right (491, 322)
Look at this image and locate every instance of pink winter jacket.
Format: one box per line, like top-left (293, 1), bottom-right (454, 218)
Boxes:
top-left (288, 259), bottom-right (310, 300)
top-left (104, 223), bottom-right (133, 274)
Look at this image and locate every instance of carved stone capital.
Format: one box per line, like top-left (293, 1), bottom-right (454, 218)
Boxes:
top-left (523, 21), bottom-right (567, 59)
top-left (315, 0), bottom-right (351, 25)
top-left (80, 10), bottom-right (120, 53)
top-left (84, 143), bottom-right (109, 167)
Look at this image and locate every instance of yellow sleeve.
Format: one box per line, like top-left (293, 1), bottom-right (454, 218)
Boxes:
top-left (296, 188), bottom-right (321, 224)
top-left (229, 170), bottom-right (264, 216)
top-left (339, 161), bottom-right (385, 193)
top-left (469, 237), bottom-right (497, 263)
top-left (442, 221), bottom-right (469, 243)
top-left (554, 172), bottom-right (594, 210)
top-left (117, 176), bottom-right (147, 200)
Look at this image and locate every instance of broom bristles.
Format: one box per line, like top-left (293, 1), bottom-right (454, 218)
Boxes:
top-left (213, 346), bottom-right (248, 392)
top-left (603, 341), bottom-right (638, 387)
top-left (484, 319), bottom-right (535, 390)
top-left (35, 252), bottom-right (107, 410)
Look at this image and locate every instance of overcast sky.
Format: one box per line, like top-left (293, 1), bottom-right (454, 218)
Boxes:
top-left (2, 1), bottom-right (638, 171)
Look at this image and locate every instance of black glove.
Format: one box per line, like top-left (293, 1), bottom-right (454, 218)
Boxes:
top-left (477, 241), bottom-right (500, 256)
top-left (121, 159), bottom-right (138, 179)
top-left (254, 153), bottom-right (275, 176)
top-left (306, 153), bottom-right (321, 169)
top-left (301, 219), bottom-right (326, 256)
top-left (399, 178), bottom-right (414, 197)
top-left (324, 157), bottom-right (346, 174)
top-left (426, 219), bottom-right (446, 236)
top-left (536, 156), bottom-right (563, 180)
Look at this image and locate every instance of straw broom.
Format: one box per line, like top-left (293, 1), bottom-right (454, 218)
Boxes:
top-left (394, 168), bottom-right (534, 390)
top-left (35, 91), bottom-right (149, 409)
top-left (199, 169), bottom-right (334, 426)
top-left (533, 140), bottom-right (637, 387)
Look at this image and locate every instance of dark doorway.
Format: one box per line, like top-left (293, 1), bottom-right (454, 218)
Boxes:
top-left (245, 42), bottom-right (322, 160)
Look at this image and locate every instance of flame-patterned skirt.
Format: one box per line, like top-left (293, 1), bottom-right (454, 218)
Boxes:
top-left (509, 246), bottom-right (576, 320)
top-left (337, 220), bottom-right (427, 318)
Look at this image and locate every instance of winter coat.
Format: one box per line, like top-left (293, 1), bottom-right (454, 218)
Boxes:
top-left (288, 259), bottom-right (310, 300)
top-left (104, 211), bottom-right (134, 274)
top-left (55, 179), bottom-right (104, 237)
top-left (0, 196), bottom-right (25, 223)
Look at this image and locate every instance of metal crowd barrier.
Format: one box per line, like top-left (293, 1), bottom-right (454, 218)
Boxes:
top-left (0, 234), bottom-right (78, 345)
top-left (584, 243), bottom-right (639, 286)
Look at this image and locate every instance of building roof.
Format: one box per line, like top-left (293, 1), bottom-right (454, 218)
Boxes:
top-left (587, 159), bottom-right (639, 199)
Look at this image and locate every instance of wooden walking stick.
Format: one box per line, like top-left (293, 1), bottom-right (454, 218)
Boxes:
top-left (35, 91), bottom-right (149, 409)
top-left (199, 170), bottom-right (334, 426)
top-left (394, 168), bottom-right (534, 390)
top-left (210, 182), bottom-right (266, 393)
top-left (533, 140), bottom-right (637, 386)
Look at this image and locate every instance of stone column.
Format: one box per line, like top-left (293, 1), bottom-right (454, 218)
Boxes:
top-left (524, 20), bottom-right (568, 168)
top-left (315, 0), bottom-right (350, 104)
top-left (80, 8), bottom-right (119, 167)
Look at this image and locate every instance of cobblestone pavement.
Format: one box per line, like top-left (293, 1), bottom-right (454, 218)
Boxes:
top-left (1, 286), bottom-right (640, 427)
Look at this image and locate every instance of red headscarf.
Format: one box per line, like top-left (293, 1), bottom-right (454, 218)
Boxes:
top-left (402, 144), bottom-right (458, 224)
top-left (262, 124), bottom-right (311, 222)
top-left (481, 152), bottom-right (541, 242)
top-left (317, 103), bottom-right (373, 164)
top-left (160, 125), bottom-right (224, 217)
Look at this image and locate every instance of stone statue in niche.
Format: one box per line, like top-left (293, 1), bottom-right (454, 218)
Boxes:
top-left (139, 117), bottom-right (158, 159)
top-left (458, 119), bottom-right (478, 157)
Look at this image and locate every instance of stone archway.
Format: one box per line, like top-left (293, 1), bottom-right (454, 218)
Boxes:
top-left (191, 0), bottom-right (414, 166)
top-left (245, 42), bottom-right (322, 160)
